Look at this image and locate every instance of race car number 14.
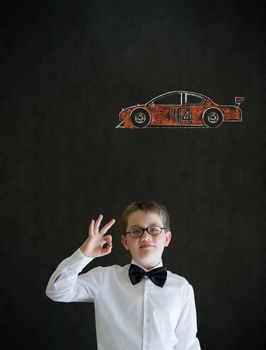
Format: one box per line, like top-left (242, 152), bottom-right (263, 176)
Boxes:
top-left (174, 107), bottom-right (192, 123)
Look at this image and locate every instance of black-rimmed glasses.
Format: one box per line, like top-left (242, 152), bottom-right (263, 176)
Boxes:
top-left (125, 226), bottom-right (165, 238)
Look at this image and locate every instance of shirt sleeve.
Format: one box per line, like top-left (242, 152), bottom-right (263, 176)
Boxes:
top-left (45, 249), bottom-right (102, 303)
top-left (174, 284), bottom-right (201, 350)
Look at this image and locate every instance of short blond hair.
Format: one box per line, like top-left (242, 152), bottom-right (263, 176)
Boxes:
top-left (120, 200), bottom-right (170, 235)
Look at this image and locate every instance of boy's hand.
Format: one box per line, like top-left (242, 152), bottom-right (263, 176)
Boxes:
top-left (80, 214), bottom-right (115, 258)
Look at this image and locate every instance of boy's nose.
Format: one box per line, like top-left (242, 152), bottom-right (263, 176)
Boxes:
top-left (140, 229), bottom-right (152, 241)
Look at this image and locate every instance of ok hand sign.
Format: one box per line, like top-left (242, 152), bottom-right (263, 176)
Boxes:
top-left (80, 214), bottom-right (116, 258)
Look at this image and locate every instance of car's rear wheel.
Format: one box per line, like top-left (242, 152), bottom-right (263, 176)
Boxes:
top-left (202, 108), bottom-right (223, 128)
top-left (130, 109), bottom-right (151, 128)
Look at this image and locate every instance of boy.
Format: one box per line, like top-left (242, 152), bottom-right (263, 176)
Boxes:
top-left (46, 200), bottom-right (201, 350)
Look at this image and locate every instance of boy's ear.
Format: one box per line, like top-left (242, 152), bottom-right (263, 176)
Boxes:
top-left (121, 235), bottom-right (129, 250)
top-left (164, 231), bottom-right (172, 247)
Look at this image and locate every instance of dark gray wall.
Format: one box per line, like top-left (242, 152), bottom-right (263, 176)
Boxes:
top-left (2, 1), bottom-right (264, 349)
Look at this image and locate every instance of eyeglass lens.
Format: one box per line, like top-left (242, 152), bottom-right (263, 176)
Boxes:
top-left (129, 226), bottom-right (163, 237)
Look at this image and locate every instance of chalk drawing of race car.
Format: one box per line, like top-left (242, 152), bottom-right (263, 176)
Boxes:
top-left (116, 91), bottom-right (244, 128)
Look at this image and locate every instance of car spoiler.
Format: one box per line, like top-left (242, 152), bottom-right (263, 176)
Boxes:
top-left (235, 97), bottom-right (244, 106)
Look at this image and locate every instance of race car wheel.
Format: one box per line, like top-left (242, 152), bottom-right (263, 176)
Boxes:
top-left (202, 108), bottom-right (223, 128)
top-left (130, 109), bottom-right (151, 128)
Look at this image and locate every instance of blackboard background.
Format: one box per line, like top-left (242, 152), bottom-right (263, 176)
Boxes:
top-left (1, 1), bottom-right (264, 349)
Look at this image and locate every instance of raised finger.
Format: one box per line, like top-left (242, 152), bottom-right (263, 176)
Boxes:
top-left (100, 218), bottom-right (116, 235)
top-left (88, 219), bottom-right (95, 236)
top-left (94, 214), bottom-right (104, 233)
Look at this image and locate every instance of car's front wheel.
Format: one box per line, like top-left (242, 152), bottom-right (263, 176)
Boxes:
top-left (130, 109), bottom-right (151, 128)
top-left (202, 108), bottom-right (223, 128)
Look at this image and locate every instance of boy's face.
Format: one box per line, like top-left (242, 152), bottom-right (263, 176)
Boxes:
top-left (121, 210), bottom-right (171, 270)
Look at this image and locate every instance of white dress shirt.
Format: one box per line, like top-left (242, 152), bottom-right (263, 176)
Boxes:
top-left (46, 249), bottom-right (201, 350)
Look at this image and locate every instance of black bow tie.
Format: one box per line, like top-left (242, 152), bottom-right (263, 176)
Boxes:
top-left (129, 264), bottom-right (167, 288)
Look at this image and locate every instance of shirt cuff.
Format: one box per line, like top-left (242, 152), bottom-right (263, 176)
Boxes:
top-left (64, 248), bottom-right (94, 272)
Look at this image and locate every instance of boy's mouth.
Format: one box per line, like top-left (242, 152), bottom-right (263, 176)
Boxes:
top-left (140, 244), bottom-right (155, 249)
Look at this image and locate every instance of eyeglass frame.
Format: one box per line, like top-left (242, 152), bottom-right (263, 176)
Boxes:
top-left (125, 226), bottom-right (165, 238)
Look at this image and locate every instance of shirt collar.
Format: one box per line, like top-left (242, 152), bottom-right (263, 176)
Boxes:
top-left (131, 259), bottom-right (163, 272)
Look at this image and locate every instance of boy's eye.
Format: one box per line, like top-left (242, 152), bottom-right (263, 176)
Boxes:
top-left (149, 227), bottom-right (161, 234)
top-left (128, 226), bottom-right (163, 237)
top-left (131, 229), bottom-right (142, 235)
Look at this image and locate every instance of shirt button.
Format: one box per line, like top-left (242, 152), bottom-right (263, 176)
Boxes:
top-left (145, 345), bottom-right (151, 349)
top-left (145, 318), bottom-right (150, 323)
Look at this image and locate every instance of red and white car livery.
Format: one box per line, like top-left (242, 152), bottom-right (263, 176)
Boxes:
top-left (116, 91), bottom-right (244, 128)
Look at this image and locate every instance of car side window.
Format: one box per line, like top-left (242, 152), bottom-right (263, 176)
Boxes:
top-left (152, 93), bottom-right (181, 105)
top-left (186, 94), bottom-right (204, 105)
